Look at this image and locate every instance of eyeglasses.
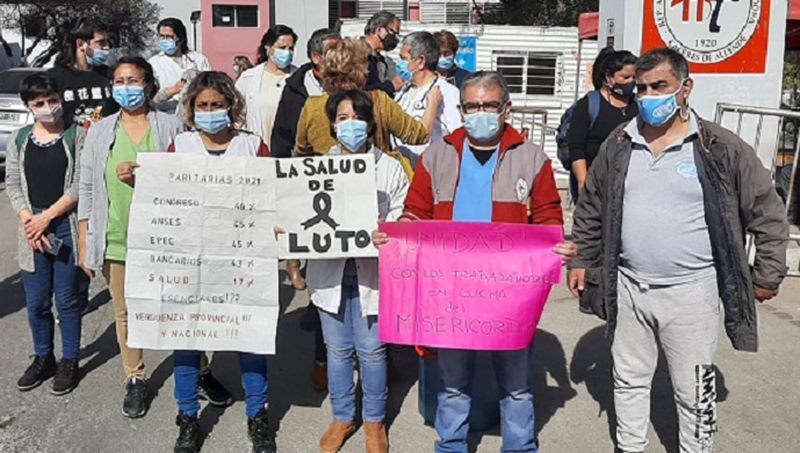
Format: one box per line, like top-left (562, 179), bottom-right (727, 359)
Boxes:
top-left (460, 101), bottom-right (506, 114)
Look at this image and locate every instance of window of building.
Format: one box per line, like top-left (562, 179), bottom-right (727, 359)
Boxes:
top-left (493, 51), bottom-right (558, 96)
top-left (212, 5), bottom-right (259, 28)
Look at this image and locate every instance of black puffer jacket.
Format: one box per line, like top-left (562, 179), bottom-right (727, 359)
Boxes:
top-left (570, 116), bottom-right (789, 352)
top-left (271, 63), bottom-right (315, 158)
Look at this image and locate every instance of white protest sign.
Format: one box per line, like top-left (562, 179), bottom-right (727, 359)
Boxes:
top-left (275, 155), bottom-right (379, 259)
top-left (125, 153), bottom-right (279, 354)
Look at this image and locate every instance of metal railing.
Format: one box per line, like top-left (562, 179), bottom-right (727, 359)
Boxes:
top-left (714, 103), bottom-right (800, 276)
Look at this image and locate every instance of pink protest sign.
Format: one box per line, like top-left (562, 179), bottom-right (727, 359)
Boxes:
top-left (378, 221), bottom-right (564, 351)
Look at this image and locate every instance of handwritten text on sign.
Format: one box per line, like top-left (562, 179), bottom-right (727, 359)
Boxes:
top-left (275, 156), bottom-right (379, 259)
top-left (125, 153), bottom-right (279, 354)
top-left (378, 222), bottom-right (563, 351)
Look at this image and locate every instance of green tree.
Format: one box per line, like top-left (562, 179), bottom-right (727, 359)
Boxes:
top-left (481, 0), bottom-right (599, 27)
top-left (0, 0), bottom-right (160, 67)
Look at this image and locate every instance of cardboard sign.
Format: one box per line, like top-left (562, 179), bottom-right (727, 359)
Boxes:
top-left (125, 153), bottom-right (280, 354)
top-left (274, 155), bottom-right (379, 259)
top-left (642, 0), bottom-right (771, 73)
top-left (378, 222), bottom-right (564, 351)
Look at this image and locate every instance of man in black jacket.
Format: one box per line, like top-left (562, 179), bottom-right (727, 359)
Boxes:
top-left (569, 48), bottom-right (788, 453)
top-left (363, 10), bottom-right (405, 96)
top-left (270, 28), bottom-right (340, 157)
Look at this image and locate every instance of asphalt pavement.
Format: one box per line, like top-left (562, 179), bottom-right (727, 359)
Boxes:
top-left (0, 176), bottom-right (798, 453)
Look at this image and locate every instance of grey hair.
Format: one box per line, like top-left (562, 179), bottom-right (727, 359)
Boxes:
top-left (636, 47), bottom-right (690, 80)
top-left (364, 10), bottom-right (399, 35)
top-left (401, 31), bottom-right (440, 72)
top-left (307, 28), bottom-right (340, 59)
top-left (460, 71), bottom-right (510, 104)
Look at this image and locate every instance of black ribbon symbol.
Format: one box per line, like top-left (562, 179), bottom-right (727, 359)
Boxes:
top-left (301, 192), bottom-right (339, 230)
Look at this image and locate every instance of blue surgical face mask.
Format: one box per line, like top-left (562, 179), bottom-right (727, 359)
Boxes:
top-left (437, 55), bottom-right (455, 71)
top-left (464, 111), bottom-right (502, 142)
top-left (336, 119), bottom-right (369, 153)
top-left (395, 59), bottom-right (413, 82)
top-left (159, 39), bottom-right (178, 56)
top-left (112, 85), bottom-right (146, 111)
top-left (195, 109), bottom-right (231, 134)
top-left (271, 48), bottom-right (294, 69)
top-left (637, 82), bottom-right (685, 127)
top-left (87, 48), bottom-right (110, 66)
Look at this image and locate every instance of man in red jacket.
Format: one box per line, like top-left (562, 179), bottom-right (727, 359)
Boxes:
top-left (375, 71), bottom-right (576, 452)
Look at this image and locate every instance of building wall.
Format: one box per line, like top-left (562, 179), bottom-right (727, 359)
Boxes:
top-left (201, 0), bottom-right (272, 78)
top-left (274, 0), bottom-right (329, 66)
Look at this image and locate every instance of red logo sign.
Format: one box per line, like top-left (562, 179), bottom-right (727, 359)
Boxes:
top-left (642, 0), bottom-right (771, 73)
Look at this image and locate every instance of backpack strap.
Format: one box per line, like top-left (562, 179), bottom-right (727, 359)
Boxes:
top-left (15, 124), bottom-right (34, 151)
top-left (588, 90), bottom-right (601, 130)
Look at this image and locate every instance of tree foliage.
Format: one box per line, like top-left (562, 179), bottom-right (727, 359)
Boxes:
top-left (0, 0), bottom-right (160, 67)
top-left (481, 0), bottom-right (599, 27)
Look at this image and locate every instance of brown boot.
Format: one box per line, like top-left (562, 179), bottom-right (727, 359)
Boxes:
top-left (364, 422), bottom-right (388, 453)
top-left (319, 420), bottom-right (356, 453)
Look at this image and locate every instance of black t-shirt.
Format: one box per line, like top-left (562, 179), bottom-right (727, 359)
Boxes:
top-left (567, 92), bottom-right (638, 167)
top-left (469, 146), bottom-right (497, 166)
top-left (24, 135), bottom-right (68, 208)
top-left (47, 65), bottom-right (119, 127)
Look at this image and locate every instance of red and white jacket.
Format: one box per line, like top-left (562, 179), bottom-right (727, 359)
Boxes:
top-left (402, 124), bottom-right (563, 226)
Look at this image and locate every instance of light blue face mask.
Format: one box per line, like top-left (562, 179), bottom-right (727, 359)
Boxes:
top-left (336, 119), bottom-right (369, 153)
top-left (87, 48), bottom-right (110, 66)
top-left (637, 82), bottom-right (685, 127)
top-left (195, 109), bottom-right (231, 134)
top-left (437, 55), bottom-right (455, 71)
top-left (271, 49), bottom-right (294, 69)
top-left (395, 59), bottom-right (413, 82)
top-left (464, 111), bottom-right (502, 142)
top-left (112, 85), bottom-right (146, 111)
top-left (159, 39), bottom-right (178, 56)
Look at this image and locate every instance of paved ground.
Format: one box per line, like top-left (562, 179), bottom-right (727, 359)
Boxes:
top-left (0, 170), bottom-right (799, 453)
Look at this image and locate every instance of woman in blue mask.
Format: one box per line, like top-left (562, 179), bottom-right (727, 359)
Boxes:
top-left (167, 72), bottom-right (272, 453)
top-left (433, 30), bottom-right (471, 88)
top-left (78, 57), bottom-right (233, 421)
top-left (303, 89), bottom-right (408, 453)
top-left (236, 24), bottom-right (298, 146)
top-left (46, 21), bottom-right (119, 127)
top-left (148, 18), bottom-right (212, 114)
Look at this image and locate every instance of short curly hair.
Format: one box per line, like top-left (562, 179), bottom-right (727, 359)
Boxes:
top-left (181, 71), bottom-right (247, 130)
top-left (321, 37), bottom-right (370, 93)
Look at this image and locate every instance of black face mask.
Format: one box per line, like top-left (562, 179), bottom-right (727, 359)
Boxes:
top-left (610, 81), bottom-right (636, 98)
top-left (381, 29), bottom-right (399, 52)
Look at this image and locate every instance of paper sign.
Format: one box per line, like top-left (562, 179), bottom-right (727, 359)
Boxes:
top-left (378, 222), bottom-right (564, 351)
top-left (125, 153), bottom-right (280, 354)
top-left (275, 155), bottom-right (379, 259)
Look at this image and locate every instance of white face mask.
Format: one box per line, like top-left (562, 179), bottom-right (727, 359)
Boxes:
top-left (32, 103), bottom-right (63, 125)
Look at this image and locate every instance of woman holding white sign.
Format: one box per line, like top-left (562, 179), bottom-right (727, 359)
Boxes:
top-left (166, 71), bottom-right (275, 453)
top-left (308, 90), bottom-right (409, 453)
top-left (77, 57), bottom-right (231, 420)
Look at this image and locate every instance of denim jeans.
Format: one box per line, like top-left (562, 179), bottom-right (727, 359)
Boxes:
top-left (318, 275), bottom-right (387, 423)
top-left (435, 348), bottom-right (538, 453)
top-left (20, 210), bottom-right (84, 360)
top-left (174, 350), bottom-right (268, 417)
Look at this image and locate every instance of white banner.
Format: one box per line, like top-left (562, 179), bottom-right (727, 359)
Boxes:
top-left (275, 155), bottom-right (379, 259)
top-left (125, 153), bottom-right (279, 354)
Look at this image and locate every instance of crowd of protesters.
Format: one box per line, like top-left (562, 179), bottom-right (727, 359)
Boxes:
top-left (5, 10), bottom-right (788, 453)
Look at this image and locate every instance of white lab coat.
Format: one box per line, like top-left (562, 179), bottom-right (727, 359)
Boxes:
top-left (306, 145), bottom-right (410, 317)
top-left (235, 62), bottom-right (297, 140)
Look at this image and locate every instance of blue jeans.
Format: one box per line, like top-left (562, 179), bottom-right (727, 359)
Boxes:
top-left (20, 211), bottom-right (84, 360)
top-left (174, 350), bottom-right (268, 417)
top-left (435, 348), bottom-right (538, 453)
top-left (319, 275), bottom-right (387, 423)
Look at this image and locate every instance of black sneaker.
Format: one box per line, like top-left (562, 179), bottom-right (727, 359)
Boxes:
top-left (122, 377), bottom-right (148, 418)
top-left (198, 373), bottom-right (233, 407)
top-left (17, 354), bottom-right (56, 391)
top-left (174, 413), bottom-right (200, 453)
top-left (247, 408), bottom-right (276, 453)
top-left (51, 358), bottom-right (79, 395)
